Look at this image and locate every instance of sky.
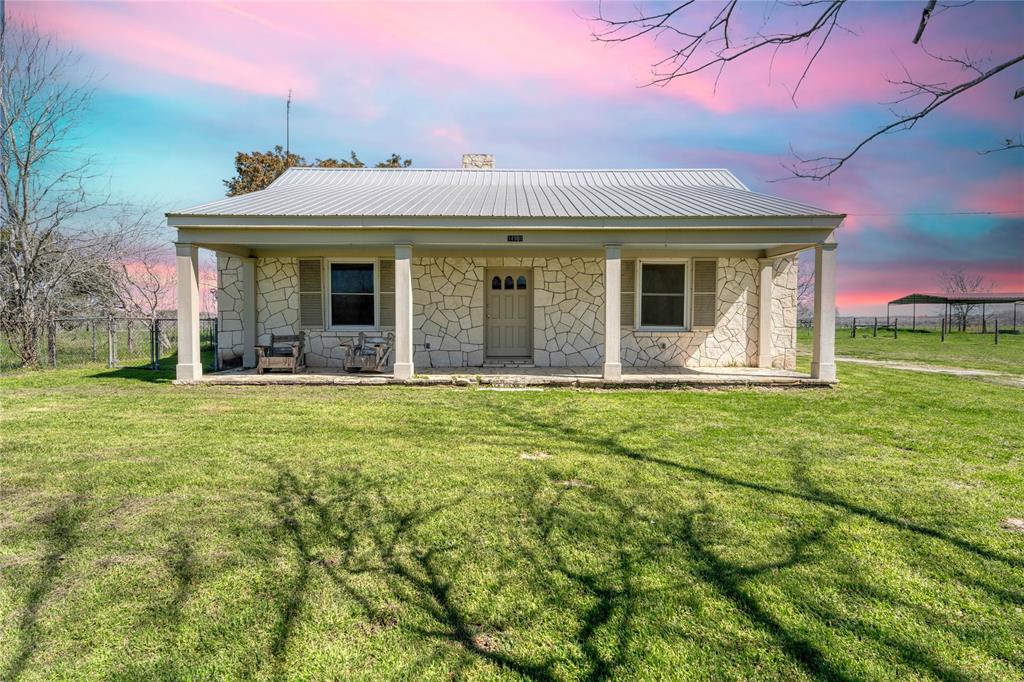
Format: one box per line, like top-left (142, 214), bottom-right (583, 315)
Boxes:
top-left (9, 0), bottom-right (1023, 315)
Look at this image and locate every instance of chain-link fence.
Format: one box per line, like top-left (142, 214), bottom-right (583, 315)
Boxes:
top-left (0, 317), bottom-right (218, 372)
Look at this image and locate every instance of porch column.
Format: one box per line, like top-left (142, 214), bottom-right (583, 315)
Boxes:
top-left (603, 244), bottom-right (622, 381)
top-left (175, 243), bottom-right (202, 381)
top-left (393, 243), bottom-right (414, 380)
top-left (241, 256), bottom-right (257, 368)
top-left (811, 242), bottom-right (837, 381)
top-left (757, 258), bottom-right (774, 368)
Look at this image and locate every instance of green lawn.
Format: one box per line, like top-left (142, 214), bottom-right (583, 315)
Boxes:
top-left (803, 327), bottom-right (1024, 375)
top-left (2, 361), bottom-right (1023, 680)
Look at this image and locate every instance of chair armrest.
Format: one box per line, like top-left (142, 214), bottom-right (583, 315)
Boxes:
top-left (256, 346), bottom-right (268, 358)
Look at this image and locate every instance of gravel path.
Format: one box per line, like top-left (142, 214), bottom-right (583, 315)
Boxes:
top-left (839, 356), bottom-right (1024, 387)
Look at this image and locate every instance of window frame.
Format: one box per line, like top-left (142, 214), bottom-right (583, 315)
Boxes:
top-left (324, 257), bottom-right (380, 331)
top-left (635, 258), bottom-right (693, 331)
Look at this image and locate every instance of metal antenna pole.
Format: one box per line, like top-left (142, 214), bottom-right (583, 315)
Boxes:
top-left (285, 88), bottom-right (292, 158)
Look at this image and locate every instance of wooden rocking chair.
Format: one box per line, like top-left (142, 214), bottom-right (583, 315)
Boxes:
top-left (256, 332), bottom-right (305, 374)
top-left (342, 331), bottom-right (394, 373)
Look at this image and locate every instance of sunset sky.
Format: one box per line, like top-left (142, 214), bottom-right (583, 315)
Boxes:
top-left (10, 1), bottom-right (1023, 315)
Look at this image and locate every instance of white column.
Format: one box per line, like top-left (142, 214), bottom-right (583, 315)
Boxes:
top-left (175, 243), bottom-right (202, 381)
top-left (811, 243), bottom-right (837, 381)
top-left (393, 244), bottom-right (414, 379)
top-left (603, 244), bottom-right (622, 381)
top-left (241, 256), bottom-right (257, 368)
top-left (757, 258), bottom-right (774, 368)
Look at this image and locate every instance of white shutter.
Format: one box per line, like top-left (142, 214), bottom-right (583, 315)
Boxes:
top-left (379, 259), bottom-right (395, 327)
top-left (298, 259), bottom-right (324, 328)
top-left (621, 259), bottom-right (635, 328)
top-left (692, 259), bottom-right (717, 327)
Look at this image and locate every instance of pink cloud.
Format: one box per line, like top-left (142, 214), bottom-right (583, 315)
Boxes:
top-left (957, 175), bottom-right (1024, 214)
top-left (10, 2), bottom-right (317, 97)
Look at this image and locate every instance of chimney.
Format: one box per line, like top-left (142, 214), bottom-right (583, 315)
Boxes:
top-left (462, 153), bottom-right (494, 169)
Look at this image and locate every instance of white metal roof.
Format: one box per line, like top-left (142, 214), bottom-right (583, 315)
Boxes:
top-left (170, 167), bottom-right (840, 220)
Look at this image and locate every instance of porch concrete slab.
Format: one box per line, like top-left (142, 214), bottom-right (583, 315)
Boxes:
top-left (182, 365), bottom-right (834, 388)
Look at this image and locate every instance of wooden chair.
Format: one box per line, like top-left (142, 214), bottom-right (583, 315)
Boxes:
top-left (256, 332), bottom-right (305, 374)
top-left (342, 331), bottom-right (394, 373)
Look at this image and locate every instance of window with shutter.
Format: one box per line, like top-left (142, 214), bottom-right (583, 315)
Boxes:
top-left (621, 259), bottom-right (635, 328)
top-left (298, 259), bottom-right (324, 328)
top-left (692, 259), bottom-right (717, 327)
top-left (329, 262), bottom-right (375, 327)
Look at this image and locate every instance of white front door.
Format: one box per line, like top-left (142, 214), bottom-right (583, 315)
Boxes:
top-left (486, 269), bottom-right (532, 358)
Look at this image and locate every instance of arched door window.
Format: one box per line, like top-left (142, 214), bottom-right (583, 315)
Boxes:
top-left (491, 276), bottom-right (502, 290)
top-left (516, 275), bottom-right (527, 290)
top-left (504, 276), bottom-right (514, 290)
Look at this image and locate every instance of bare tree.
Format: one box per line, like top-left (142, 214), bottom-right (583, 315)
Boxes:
top-left (590, 1), bottom-right (1023, 180)
top-left (938, 268), bottom-right (991, 331)
top-left (0, 25), bottom-right (128, 366)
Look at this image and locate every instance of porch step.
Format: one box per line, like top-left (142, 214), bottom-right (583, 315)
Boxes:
top-left (482, 359), bottom-right (535, 368)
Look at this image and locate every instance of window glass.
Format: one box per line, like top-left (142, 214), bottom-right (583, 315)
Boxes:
top-left (516, 275), bottom-right (527, 290)
top-left (504, 276), bottom-right (514, 290)
top-left (640, 263), bottom-right (686, 327)
top-left (330, 263), bottom-right (374, 326)
top-left (492, 276), bottom-right (502, 290)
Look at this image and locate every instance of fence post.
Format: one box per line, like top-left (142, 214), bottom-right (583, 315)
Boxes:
top-left (107, 317), bottom-right (115, 368)
top-left (47, 321), bottom-right (57, 367)
top-left (982, 303), bottom-right (987, 334)
top-left (873, 317), bottom-right (877, 337)
top-left (894, 317), bottom-right (898, 339)
top-left (941, 316), bottom-right (946, 342)
top-left (995, 319), bottom-right (999, 345)
top-left (154, 319), bottom-right (160, 370)
top-left (91, 320), bottom-right (98, 362)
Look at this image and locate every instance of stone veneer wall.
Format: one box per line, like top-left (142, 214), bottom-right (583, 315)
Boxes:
top-left (412, 258), bottom-right (484, 368)
top-left (770, 256), bottom-right (798, 369)
top-left (533, 258), bottom-right (604, 367)
top-left (216, 255), bottom-right (245, 367)
top-left (217, 253), bottom-right (798, 371)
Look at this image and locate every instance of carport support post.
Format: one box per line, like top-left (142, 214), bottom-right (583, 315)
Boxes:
top-left (175, 242), bottom-right (202, 381)
top-left (757, 258), bottom-right (773, 368)
top-left (811, 242), bottom-right (837, 381)
top-left (241, 256), bottom-right (257, 368)
top-left (393, 244), bottom-right (414, 380)
top-left (603, 245), bottom-right (622, 381)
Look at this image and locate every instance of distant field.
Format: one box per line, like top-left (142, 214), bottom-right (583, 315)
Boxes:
top-left (798, 328), bottom-right (1024, 375)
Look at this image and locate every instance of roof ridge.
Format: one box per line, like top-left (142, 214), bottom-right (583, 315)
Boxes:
top-left (281, 166), bottom-right (739, 173)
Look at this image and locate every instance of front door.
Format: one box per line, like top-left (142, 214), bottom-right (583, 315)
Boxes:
top-left (486, 269), bottom-right (532, 358)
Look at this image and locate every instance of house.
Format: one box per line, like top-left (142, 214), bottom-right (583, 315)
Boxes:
top-left (166, 155), bottom-right (843, 383)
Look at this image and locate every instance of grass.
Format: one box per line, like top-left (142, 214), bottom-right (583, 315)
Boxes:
top-left (805, 327), bottom-right (1024, 375)
top-left (1, 353), bottom-right (1023, 679)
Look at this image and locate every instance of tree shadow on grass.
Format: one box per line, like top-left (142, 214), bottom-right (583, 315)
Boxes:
top-left (482, 403), bottom-right (1020, 570)
top-left (263, 467), bottom-right (558, 680)
top-left (473, 401), bottom-right (1023, 678)
top-left (4, 493), bottom-right (88, 681)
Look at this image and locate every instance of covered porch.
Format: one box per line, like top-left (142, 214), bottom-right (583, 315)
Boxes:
top-left (171, 235), bottom-right (839, 385)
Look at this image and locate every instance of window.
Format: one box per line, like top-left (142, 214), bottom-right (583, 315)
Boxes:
top-left (640, 262), bottom-right (686, 328)
top-left (504, 276), bottom-right (514, 290)
top-left (329, 262), bottom-right (375, 327)
top-left (491, 276), bottom-right (502, 290)
top-left (516, 275), bottom-right (527, 290)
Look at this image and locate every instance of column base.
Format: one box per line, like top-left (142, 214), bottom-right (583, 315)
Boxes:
top-left (176, 363), bottom-right (203, 382)
top-left (810, 361), bottom-right (836, 381)
top-left (603, 362), bottom-right (622, 381)
top-left (242, 349), bottom-right (256, 369)
top-left (393, 362), bottom-right (414, 380)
